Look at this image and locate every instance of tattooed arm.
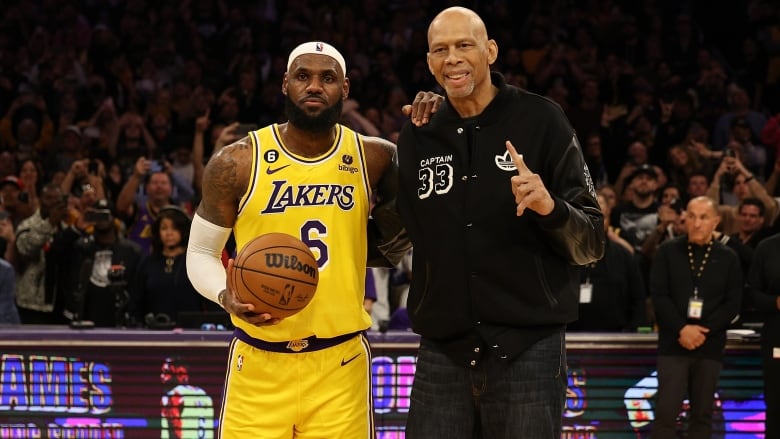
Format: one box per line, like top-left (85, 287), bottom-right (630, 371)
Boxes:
top-left (195, 136), bottom-right (252, 226)
top-left (187, 137), bottom-right (277, 325)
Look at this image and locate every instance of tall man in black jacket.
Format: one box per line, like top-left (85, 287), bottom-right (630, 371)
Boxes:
top-left (746, 234), bottom-right (780, 439)
top-left (650, 196), bottom-right (742, 439)
top-left (396, 7), bottom-right (605, 439)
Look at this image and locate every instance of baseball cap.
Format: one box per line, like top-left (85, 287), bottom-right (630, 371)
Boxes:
top-left (90, 198), bottom-right (114, 213)
top-left (0, 176), bottom-right (23, 191)
top-left (629, 164), bottom-right (658, 182)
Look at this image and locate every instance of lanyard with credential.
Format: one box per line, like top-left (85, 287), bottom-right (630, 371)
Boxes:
top-left (686, 240), bottom-right (712, 319)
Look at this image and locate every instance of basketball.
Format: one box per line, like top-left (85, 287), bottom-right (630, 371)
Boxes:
top-left (231, 233), bottom-right (319, 318)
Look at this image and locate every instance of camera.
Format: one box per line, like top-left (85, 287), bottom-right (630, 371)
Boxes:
top-left (84, 209), bottom-right (111, 223)
top-left (108, 265), bottom-right (126, 284)
top-left (108, 264), bottom-right (131, 327)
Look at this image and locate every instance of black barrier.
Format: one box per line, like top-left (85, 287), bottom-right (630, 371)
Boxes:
top-left (0, 328), bottom-right (765, 438)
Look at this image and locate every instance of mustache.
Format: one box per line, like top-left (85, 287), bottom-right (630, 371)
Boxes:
top-left (284, 94), bottom-right (343, 133)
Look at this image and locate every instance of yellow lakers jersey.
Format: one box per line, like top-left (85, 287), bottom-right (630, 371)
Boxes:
top-left (233, 124), bottom-right (372, 341)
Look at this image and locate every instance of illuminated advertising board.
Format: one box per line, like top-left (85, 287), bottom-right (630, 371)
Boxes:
top-left (0, 330), bottom-right (765, 438)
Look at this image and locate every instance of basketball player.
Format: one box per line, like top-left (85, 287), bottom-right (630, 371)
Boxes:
top-left (160, 357), bottom-right (214, 439)
top-left (186, 42), bottom-right (409, 438)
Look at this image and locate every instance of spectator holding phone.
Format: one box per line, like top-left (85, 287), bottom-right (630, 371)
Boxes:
top-left (107, 111), bottom-right (157, 174)
top-left (0, 91), bottom-right (55, 161)
top-left (62, 199), bottom-right (142, 327)
top-left (60, 157), bottom-right (107, 201)
top-left (116, 156), bottom-right (181, 254)
top-left (707, 149), bottom-right (778, 232)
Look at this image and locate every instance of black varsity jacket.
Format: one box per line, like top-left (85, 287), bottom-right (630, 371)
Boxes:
top-left (397, 73), bottom-right (605, 352)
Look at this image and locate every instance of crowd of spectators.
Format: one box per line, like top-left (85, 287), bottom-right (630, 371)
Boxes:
top-left (1, 0), bottom-right (780, 327)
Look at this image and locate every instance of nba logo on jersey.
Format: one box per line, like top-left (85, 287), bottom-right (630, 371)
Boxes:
top-left (315, 42), bottom-right (324, 52)
top-left (236, 354), bottom-right (244, 371)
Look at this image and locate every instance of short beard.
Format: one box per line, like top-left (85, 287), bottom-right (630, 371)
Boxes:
top-left (284, 95), bottom-right (343, 133)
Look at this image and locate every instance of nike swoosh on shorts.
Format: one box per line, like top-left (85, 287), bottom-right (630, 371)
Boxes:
top-left (341, 353), bottom-right (361, 366)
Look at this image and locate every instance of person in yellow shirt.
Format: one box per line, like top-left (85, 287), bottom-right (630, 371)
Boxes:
top-left (186, 41), bottom-right (409, 438)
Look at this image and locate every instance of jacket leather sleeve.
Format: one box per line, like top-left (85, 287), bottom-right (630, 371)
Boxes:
top-left (367, 151), bottom-right (412, 267)
top-left (535, 134), bottom-right (605, 265)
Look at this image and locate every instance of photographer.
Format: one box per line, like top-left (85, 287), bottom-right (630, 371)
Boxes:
top-left (63, 199), bottom-right (141, 327)
top-left (707, 147), bottom-right (778, 234)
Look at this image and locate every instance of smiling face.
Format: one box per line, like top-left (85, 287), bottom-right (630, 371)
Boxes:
top-left (426, 7), bottom-right (497, 102)
top-left (737, 203), bottom-right (765, 235)
top-left (146, 172), bottom-right (172, 205)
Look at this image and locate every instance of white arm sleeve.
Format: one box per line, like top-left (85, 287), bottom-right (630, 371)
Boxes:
top-left (186, 213), bottom-right (232, 305)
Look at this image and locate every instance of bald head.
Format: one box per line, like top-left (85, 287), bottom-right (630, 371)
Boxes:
top-left (686, 196), bottom-right (720, 245)
top-left (426, 7), bottom-right (498, 113)
top-left (428, 7), bottom-right (489, 47)
top-left (687, 196), bottom-right (718, 217)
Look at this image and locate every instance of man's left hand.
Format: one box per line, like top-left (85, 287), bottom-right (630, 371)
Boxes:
top-left (506, 141), bottom-right (554, 216)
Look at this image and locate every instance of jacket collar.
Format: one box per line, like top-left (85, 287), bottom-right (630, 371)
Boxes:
top-left (439, 72), bottom-right (513, 123)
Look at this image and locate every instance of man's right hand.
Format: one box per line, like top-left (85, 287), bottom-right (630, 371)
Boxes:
top-left (222, 259), bottom-right (281, 326)
top-left (678, 324), bottom-right (709, 350)
top-left (402, 91), bottom-right (444, 127)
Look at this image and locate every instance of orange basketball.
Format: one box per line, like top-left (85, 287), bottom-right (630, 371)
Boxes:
top-left (231, 233), bottom-right (319, 318)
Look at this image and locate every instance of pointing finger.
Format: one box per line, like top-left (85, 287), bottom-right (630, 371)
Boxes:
top-left (506, 141), bottom-right (531, 175)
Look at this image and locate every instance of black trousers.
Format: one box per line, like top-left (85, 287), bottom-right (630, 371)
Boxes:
top-left (762, 345), bottom-right (780, 439)
top-left (651, 355), bottom-right (722, 439)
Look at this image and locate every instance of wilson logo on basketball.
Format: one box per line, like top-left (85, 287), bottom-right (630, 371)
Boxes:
top-left (264, 253), bottom-right (317, 279)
